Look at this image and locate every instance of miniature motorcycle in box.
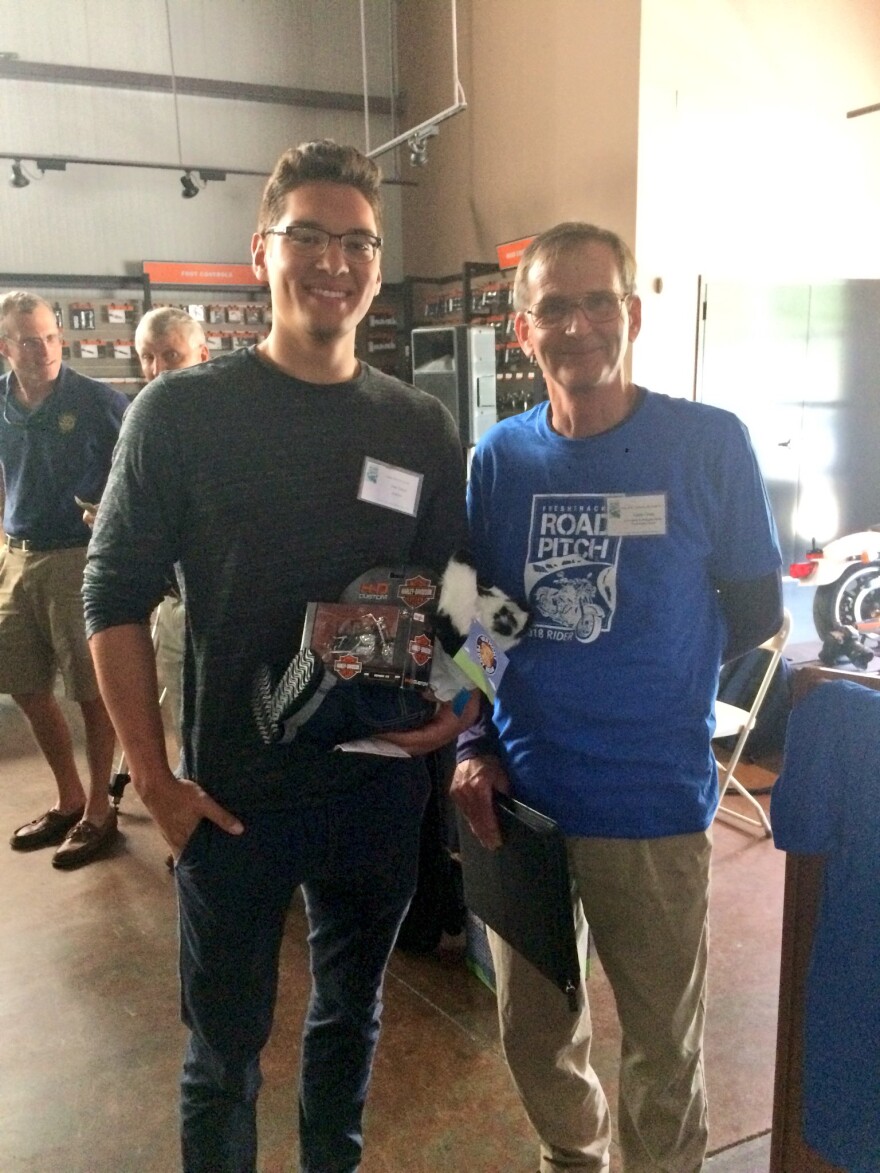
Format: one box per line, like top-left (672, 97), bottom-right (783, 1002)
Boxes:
top-left (302, 585), bottom-right (437, 693)
top-left (251, 558), bottom-right (529, 751)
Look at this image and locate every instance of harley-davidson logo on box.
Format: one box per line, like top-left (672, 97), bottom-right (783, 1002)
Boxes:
top-left (398, 574), bottom-right (435, 610)
top-left (332, 653), bottom-right (363, 681)
top-left (408, 633), bottom-right (433, 666)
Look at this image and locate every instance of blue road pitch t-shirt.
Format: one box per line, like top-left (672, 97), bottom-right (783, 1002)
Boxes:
top-left (467, 389), bottom-right (782, 839)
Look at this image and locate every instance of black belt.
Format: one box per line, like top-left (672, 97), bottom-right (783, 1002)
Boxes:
top-left (5, 536), bottom-right (89, 553)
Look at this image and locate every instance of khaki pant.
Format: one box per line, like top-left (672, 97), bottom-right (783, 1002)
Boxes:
top-left (153, 594), bottom-right (185, 748)
top-left (488, 830), bottom-right (711, 1173)
top-left (0, 543), bottom-right (98, 700)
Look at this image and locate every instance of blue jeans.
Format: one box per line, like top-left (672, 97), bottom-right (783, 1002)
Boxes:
top-left (175, 756), bottom-right (430, 1172)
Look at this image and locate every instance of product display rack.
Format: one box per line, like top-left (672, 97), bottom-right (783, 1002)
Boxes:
top-left (2, 264), bottom-right (541, 418)
top-left (356, 281), bottom-right (409, 382)
top-left (0, 273), bottom-right (147, 393)
top-left (406, 262), bottom-right (542, 420)
top-left (0, 269), bottom-right (272, 395)
top-left (142, 274), bottom-right (270, 361)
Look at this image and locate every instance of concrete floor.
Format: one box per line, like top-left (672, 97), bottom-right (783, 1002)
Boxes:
top-left (0, 691), bottom-right (785, 1172)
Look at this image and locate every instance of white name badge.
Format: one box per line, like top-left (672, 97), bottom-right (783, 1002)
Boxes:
top-left (357, 457), bottom-right (423, 518)
top-left (606, 493), bottom-right (667, 536)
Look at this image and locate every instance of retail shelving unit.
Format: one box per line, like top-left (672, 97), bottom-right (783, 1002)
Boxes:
top-left (0, 273), bottom-right (147, 394)
top-left (406, 262), bottom-right (543, 419)
top-left (356, 281), bottom-right (409, 382)
top-left (0, 264), bottom-right (272, 395)
top-left (141, 261), bottom-right (270, 365)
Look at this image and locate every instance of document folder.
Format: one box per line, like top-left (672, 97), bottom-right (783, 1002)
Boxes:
top-left (457, 793), bottom-right (581, 1010)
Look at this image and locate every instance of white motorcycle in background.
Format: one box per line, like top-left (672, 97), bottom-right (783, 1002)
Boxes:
top-left (790, 528), bottom-right (880, 667)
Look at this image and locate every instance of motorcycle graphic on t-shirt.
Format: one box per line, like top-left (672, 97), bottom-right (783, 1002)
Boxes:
top-left (524, 494), bottom-right (620, 644)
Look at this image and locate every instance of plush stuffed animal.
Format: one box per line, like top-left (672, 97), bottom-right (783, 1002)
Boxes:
top-left (251, 551), bottom-right (529, 749)
top-left (432, 550), bottom-right (532, 656)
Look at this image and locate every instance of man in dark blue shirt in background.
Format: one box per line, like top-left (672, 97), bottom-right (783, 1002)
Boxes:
top-left (0, 291), bottom-right (127, 869)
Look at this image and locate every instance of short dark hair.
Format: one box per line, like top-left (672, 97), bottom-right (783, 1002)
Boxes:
top-left (257, 140), bottom-right (383, 236)
top-left (513, 222), bottom-right (637, 310)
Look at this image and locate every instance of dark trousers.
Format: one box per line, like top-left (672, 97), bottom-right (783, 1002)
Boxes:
top-left (175, 757), bottom-right (430, 1172)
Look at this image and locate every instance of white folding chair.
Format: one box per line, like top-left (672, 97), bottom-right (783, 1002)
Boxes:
top-left (713, 609), bottom-right (792, 837)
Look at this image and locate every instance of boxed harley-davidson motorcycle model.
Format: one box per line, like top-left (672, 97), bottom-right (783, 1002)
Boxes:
top-left (300, 567), bottom-right (441, 691)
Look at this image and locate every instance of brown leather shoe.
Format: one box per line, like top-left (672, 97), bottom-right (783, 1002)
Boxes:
top-left (10, 807), bottom-right (85, 851)
top-left (52, 809), bottom-right (119, 870)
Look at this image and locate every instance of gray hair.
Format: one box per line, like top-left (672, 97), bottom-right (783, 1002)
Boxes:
top-left (135, 307), bottom-right (207, 347)
top-left (513, 222), bottom-right (637, 310)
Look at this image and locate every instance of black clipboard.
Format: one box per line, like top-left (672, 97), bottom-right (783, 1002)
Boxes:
top-left (457, 793), bottom-right (581, 1010)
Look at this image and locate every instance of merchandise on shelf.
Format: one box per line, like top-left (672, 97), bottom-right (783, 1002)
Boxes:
top-left (69, 302), bottom-right (96, 330)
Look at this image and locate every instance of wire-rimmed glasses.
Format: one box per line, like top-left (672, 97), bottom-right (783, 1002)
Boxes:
top-left (525, 291), bottom-right (631, 329)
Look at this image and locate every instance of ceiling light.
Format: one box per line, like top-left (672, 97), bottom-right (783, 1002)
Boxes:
top-left (408, 125), bottom-right (440, 169)
top-left (180, 171), bottom-right (200, 198)
top-left (408, 137), bottom-right (429, 168)
top-left (9, 160), bottom-right (29, 188)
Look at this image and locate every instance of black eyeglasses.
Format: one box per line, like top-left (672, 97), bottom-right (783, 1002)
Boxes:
top-left (526, 291), bottom-right (631, 329)
top-left (263, 224), bottom-right (382, 264)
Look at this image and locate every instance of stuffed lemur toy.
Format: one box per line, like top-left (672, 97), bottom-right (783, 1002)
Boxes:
top-left (252, 551), bottom-right (529, 749)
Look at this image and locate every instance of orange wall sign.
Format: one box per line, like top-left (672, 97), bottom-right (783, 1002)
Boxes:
top-left (495, 235), bottom-right (536, 271)
top-left (143, 261), bottom-right (263, 287)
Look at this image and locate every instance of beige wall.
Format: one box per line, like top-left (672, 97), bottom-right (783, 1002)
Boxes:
top-left (398, 0), bottom-right (880, 397)
top-left (397, 0), bottom-right (642, 276)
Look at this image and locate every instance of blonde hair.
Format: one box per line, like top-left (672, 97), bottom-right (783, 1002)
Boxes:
top-left (135, 307), bottom-right (207, 348)
top-left (0, 291), bottom-right (54, 335)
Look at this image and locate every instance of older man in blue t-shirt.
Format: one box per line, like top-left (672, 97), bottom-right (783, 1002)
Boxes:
top-left (453, 222), bottom-right (783, 1173)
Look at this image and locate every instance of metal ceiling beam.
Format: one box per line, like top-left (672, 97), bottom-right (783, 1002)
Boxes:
top-left (0, 57), bottom-right (396, 115)
top-left (846, 100), bottom-right (880, 120)
top-left (0, 151), bottom-right (417, 187)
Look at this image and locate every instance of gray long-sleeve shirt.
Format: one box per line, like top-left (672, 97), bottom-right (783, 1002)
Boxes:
top-left (83, 348), bottom-right (467, 810)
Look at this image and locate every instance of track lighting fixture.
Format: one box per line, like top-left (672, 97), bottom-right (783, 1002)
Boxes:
top-left (7, 156), bottom-right (67, 189)
top-left (9, 160), bottom-right (29, 188)
top-left (1, 152), bottom-right (252, 190)
top-left (362, 0), bottom-right (466, 170)
top-left (180, 170), bottom-right (200, 198)
top-left (179, 169), bottom-right (226, 197)
top-left (407, 125), bottom-right (440, 169)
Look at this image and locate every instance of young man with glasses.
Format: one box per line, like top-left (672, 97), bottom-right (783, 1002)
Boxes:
top-left (0, 291), bottom-right (127, 868)
top-left (83, 141), bottom-right (472, 1172)
top-left (452, 222), bottom-right (783, 1173)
